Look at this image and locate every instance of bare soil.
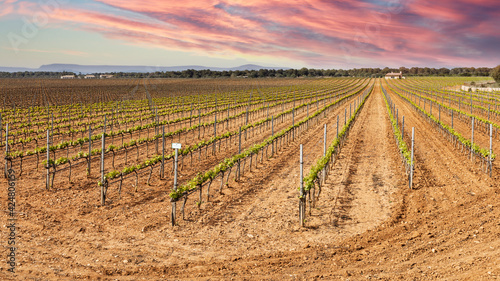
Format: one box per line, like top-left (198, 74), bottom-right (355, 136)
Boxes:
top-left (1, 79), bottom-right (499, 280)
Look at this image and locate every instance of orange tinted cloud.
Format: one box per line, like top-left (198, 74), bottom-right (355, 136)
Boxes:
top-left (8, 0), bottom-right (500, 67)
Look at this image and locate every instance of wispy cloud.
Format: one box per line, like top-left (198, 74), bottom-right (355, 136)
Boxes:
top-left (0, 0), bottom-right (16, 18)
top-left (4, 0), bottom-right (500, 67)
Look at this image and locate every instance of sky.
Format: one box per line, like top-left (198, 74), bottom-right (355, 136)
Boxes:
top-left (0, 0), bottom-right (499, 69)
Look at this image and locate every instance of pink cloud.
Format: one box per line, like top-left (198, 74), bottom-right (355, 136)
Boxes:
top-left (0, 0), bottom-right (16, 18)
top-left (8, 0), bottom-right (500, 67)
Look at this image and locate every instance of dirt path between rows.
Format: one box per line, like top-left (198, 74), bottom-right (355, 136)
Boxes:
top-left (165, 79), bottom-right (499, 280)
top-left (159, 79), bottom-right (405, 279)
top-left (0, 82), bottom-right (371, 279)
top-left (2, 79), bottom-right (499, 280)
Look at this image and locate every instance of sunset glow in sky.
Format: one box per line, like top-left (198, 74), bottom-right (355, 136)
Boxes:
top-left (0, 0), bottom-right (499, 69)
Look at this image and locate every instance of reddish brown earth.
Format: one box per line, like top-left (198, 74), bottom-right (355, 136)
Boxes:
top-left (1, 79), bottom-right (499, 280)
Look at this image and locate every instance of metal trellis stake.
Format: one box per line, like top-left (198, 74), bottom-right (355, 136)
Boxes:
top-left (402, 116), bottom-right (405, 137)
top-left (101, 133), bottom-right (106, 205)
top-left (299, 144), bottom-right (305, 227)
top-left (337, 115), bottom-right (339, 139)
top-left (490, 124), bottom-right (493, 177)
top-left (46, 129), bottom-right (50, 190)
top-left (171, 142), bottom-right (181, 226)
top-left (88, 125), bottom-right (92, 176)
top-left (323, 124), bottom-right (327, 156)
top-left (4, 122), bottom-right (8, 178)
top-left (323, 124), bottom-right (327, 184)
top-left (471, 117), bottom-right (474, 161)
top-left (0, 114), bottom-right (2, 148)
top-left (161, 126), bottom-right (165, 178)
top-left (237, 126), bottom-right (242, 180)
top-left (410, 127), bottom-right (415, 189)
top-left (213, 114), bottom-right (217, 154)
top-left (451, 110), bottom-right (454, 129)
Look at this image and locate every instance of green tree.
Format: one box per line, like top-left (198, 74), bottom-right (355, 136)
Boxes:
top-left (491, 65), bottom-right (500, 83)
top-left (298, 67), bottom-right (309, 77)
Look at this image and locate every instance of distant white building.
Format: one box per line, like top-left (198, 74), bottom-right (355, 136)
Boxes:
top-left (100, 74), bottom-right (114, 79)
top-left (84, 74), bottom-right (96, 79)
top-left (385, 72), bottom-right (404, 79)
top-left (61, 75), bottom-right (76, 79)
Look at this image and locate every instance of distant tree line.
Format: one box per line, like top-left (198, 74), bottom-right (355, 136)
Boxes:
top-left (0, 66), bottom-right (494, 79)
top-left (0, 71), bottom-right (76, 78)
top-left (111, 67), bottom-right (493, 78)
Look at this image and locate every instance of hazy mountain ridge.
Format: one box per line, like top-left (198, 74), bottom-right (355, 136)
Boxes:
top-left (0, 64), bottom-right (290, 73)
